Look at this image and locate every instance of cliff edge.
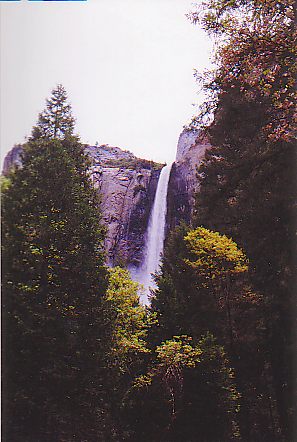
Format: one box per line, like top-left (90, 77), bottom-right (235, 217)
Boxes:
top-left (2, 143), bottom-right (163, 267)
top-left (167, 129), bottom-right (211, 230)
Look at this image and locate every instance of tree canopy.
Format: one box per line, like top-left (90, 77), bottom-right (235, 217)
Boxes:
top-left (2, 86), bottom-right (107, 441)
top-left (187, 0), bottom-right (296, 438)
top-left (31, 84), bottom-right (75, 140)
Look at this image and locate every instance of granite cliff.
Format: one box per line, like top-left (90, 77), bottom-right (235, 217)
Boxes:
top-left (2, 144), bottom-right (23, 173)
top-left (167, 129), bottom-right (211, 231)
top-left (86, 145), bottom-right (162, 266)
top-left (2, 143), bottom-right (163, 267)
top-left (2, 130), bottom-right (209, 268)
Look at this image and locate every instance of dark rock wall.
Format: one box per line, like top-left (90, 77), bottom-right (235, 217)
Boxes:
top-left (86, 145), bottom-right (163, 267)
top-left (166, 162), bottom-right (192, 233)
top-left (93, 164), bottom-right (161, 267)
top-left (125, 169), bottom-right (160, 266)
top-left (166, 130), bottom-right (211, 234)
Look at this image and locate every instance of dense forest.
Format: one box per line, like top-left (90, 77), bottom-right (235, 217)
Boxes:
top-left (2, 0), bottom-right (296, 441)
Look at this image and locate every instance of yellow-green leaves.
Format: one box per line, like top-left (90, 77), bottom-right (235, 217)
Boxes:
top-left (156, 336), bottom-right (202, 369)
top-left (105, 267), bottom-right (149, 372)
top-left (0, 175), bottom-right (11, 192)
top-left (184, 227), bottom-right (248, 279)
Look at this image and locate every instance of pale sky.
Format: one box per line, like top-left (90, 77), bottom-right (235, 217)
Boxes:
top-left (0, 0), bottom-right (213, 167)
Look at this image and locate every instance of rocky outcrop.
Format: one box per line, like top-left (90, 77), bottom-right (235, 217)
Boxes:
top-left (2, 129), bottom-right (209, 267)
top-left (87, 145), bottom-right (162, 266)
top-left (2, 145), bottom-right (23, 174)
top-left (167, 129), bottom-right (210, 230)
top-left (175, 129), bottom-right (200, 162)
top-left (2, 142), bottom-right (162, 267)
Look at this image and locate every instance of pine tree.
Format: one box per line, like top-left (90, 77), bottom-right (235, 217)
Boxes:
top-left (31, 84), bottom-right (75, 140)
top-left (2, 87), bottom-right (108, 441)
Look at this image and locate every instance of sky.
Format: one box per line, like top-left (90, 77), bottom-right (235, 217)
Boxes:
top-left (0, 0), bottom-right (213, 167)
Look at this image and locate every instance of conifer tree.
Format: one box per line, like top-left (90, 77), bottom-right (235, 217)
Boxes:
top-left (124, 334), bottom-right (241, 441)
top-left (2, 86), bottom-right (108, 441)
top-left (31, 84), bottom-right (75, 140)
top-left (149, 226), bottom-right (276, 440)
top-left (188, 1), bottom-right (296, 437)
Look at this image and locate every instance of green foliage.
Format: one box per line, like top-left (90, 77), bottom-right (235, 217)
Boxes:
top-left (188, 0), bottom-right (296, 438)
top-left (151, 226), bottom-right (257, 348)
top-left (149, 223), bottom-right (191, 344)
top-left (194, 110), bottom-right (295, 441)
top-left (184, 228), bottom-right (256, 351)
top-left (189, 0), bottom-right (296, 142)
top-left (155, 335), bottom-right (201, 369)
top-left (150, 225), bottom-right (274, 440)
top-left (0, 175), bottom-right (11, 192)
top-left (185, 227), bottom-right (248, 277)
top-left (105, 267), bottom-right (149, 374)
top-left (125, 334), bottom-right (240, 441)
top-left (2, 90), bottom-right (108, 441)
top-left (98, 267), bottom-right (153, 440)
top-left (31, 84), bottom-right (75, 140)
top-left (105, 156), bottom-right (164, 171)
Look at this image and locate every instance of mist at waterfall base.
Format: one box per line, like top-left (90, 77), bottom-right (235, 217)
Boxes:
top-left (130, 163), bottom-right (173, 304)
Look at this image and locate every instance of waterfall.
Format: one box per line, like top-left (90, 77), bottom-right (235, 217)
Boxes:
top-left (132, 163), bottom-right (172, 304)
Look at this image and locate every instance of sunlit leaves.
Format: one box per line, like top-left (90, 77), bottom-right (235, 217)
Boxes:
top-left (129, 333), bottom-right (241, 441)
top-left (184, 227), bottom-right (249, 278)
top-left (105, 267), bottom-right (149, 373)
top-left (156, 335), bottom-right (202, 369)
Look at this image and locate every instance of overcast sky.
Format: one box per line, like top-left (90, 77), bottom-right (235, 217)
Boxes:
top-left (1, 0), bottom-right (213, 167)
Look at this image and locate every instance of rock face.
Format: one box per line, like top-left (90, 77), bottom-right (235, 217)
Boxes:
top-left (2, 143), bottom-right (162, 267)
top-left (2, 145), bottom-right (23, 174)
top-left (175, 129), bottom-right (200, 162)
top-left (87, 145), bottom-right (161, 266)
top-left (2, 130), bottom-right (209, 268)
top-left (167, 129), bottom-right (211, 231)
